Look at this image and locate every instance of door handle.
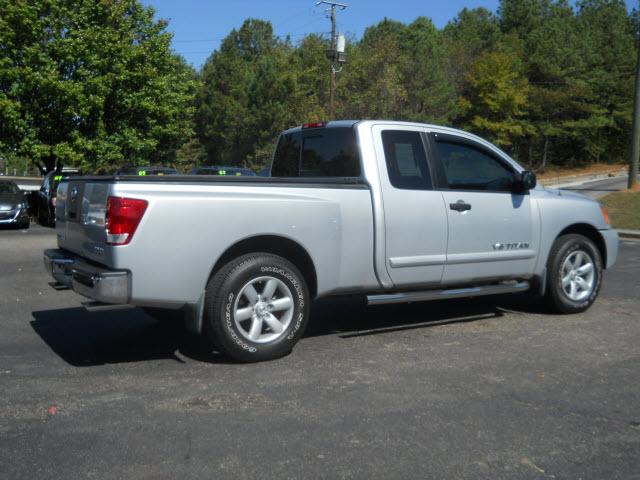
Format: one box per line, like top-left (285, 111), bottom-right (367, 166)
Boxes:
top-left (449, 200), bottom-right (471, 212)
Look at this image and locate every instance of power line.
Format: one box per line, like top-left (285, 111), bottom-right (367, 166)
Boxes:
top-left (316, 1), bottom-right (348, 118)
top-left (174, 32), bottom-right (329, 55)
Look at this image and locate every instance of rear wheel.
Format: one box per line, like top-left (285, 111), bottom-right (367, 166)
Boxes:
top-left (545, 234), bottom-right (602, 314)
top-left (203, 253), bottom-right (310, 362)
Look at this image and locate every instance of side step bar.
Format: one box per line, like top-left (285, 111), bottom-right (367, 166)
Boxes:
top-left (81, 301), bottom-right (135, 312)
top-left (367, 281), bottom-right (530, 306)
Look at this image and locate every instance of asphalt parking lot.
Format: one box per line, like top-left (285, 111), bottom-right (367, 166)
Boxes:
top-left (1, 225), bottom-right (639, 479)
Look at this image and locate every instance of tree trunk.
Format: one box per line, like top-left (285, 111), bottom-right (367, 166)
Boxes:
top-left (541, 136), bottom-right (549, 172)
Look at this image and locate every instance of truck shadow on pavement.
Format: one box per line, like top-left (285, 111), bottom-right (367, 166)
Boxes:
top-left (31, 293), bottom-right (549, 366)
top-left (30, 308), bottom-right (221, 366)
top-left (306, 293), bottom-right (550, 339)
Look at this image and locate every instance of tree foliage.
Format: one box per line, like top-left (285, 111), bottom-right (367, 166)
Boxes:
top-left (1, 0), bottom-right (636, 173)
top-left (0, 0), bottom-right (196, 173)
top-left (193, 0), bottom-right (636, 171)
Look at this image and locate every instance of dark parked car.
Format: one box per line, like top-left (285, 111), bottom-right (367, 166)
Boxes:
top-left (37, 169), bottom-right (81, 226)
top-left (0, 180), bottom-right (30, 229)
top-left (189, 166), bottom-right (257, 176)
top-left (115, 166), bottom-right (178, 176)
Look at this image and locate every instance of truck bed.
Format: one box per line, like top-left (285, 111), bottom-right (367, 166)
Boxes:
top-left (54, 175), bottom-right (379, 309)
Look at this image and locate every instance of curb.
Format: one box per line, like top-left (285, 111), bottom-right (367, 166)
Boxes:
top-left (618, 229), bottom-right (640, 240)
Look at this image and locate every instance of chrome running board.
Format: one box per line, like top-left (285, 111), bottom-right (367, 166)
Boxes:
top-left (366, 281), bottom-right (530, 306)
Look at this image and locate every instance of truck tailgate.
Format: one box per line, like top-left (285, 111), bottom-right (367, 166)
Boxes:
top-left (56, 179), bottom-right (113, 266)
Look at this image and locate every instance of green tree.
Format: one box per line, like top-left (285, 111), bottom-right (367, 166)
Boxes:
top-left (400, 17), bottom-right (458, 124)
top-left (290, 34), bottom-right (329, 122)
top-left (458, 43), bottom-right (535, 149)
top-left (573, 0), bottom-right (636, 164)
top-left (339, 20), bottom-right (408, 119)
top-left (175, 136), bottom-right (208, 172)
top-left (196, 19), bottom-right (297, 166)
top-left (0, 0), bottom-right (196, 173)
top-left (444, 7), bottom-right (502, 96)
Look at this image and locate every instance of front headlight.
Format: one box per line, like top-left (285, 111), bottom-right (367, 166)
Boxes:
top-left (18, 202), bottom-right (28, 210)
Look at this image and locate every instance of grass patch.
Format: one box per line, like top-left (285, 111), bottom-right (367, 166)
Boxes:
top-left (600, 189), bottom-right (640, 230)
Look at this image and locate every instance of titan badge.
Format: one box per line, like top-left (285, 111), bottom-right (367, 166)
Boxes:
top-left (493, 242), bottom-right (530, 251)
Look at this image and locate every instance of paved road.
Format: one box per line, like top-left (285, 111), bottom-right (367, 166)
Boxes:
top-left (1, 226), bottom-right (639, 479)
top-left (557, 174), bottom-right (636, 200)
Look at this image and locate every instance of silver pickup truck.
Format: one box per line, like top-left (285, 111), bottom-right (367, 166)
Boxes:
top-left (44, 120), bottom-right (618, 362)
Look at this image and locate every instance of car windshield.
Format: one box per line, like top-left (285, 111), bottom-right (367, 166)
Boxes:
top-left (0, 181), bottom-right (20, 194)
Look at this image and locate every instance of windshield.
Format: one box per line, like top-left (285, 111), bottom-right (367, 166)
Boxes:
top-left (0, 181), bottom-right (21, 195)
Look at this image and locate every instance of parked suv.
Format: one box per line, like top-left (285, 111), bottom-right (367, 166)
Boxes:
top-left (37, 168), bottom-right (81, 226)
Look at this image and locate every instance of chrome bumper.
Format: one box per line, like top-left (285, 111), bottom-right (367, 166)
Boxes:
top-left (44, 249), bottom-right (130, 304)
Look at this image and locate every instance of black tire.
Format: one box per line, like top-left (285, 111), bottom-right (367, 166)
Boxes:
top-left (38, 205), bottom-right (52, 227)
top-left (203, 253), bottom-right (310, 363)
top-left (545, 234), bottom-right (603, 314)
top-left (37, 205), bottom-right (45, 226)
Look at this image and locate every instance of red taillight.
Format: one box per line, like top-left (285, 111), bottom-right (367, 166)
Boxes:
top-left (51, 195), bottom-right (57, 207)
top-left (302, 121), bottom-right (326, 129)
top-left (105, 196), bottom-right (148, 245)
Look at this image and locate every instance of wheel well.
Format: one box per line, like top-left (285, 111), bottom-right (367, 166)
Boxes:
top-left (558, 223), bottom-right (607, 267)
top-left (210, 235), bottom-right (318, 297)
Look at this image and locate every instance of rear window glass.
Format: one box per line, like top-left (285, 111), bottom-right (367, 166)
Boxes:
top-left (271, 132), bottom-right (302, 177)
top-left (272, 127), bottom-right (360, 177)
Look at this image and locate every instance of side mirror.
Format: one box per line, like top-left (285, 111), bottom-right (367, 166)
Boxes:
top-left (515, 170), bottom-right (536, 192)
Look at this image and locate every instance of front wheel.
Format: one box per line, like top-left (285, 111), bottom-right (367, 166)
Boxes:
top-left (203, 253), bottom-right (310, 362)
top-left (545, 234), bottom-right (603, 314)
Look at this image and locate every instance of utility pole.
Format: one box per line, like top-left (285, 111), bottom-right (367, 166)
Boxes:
top-left (629, 35), bottom-right (640, 189)
top-left (316, 1), bottom-right (347, 119)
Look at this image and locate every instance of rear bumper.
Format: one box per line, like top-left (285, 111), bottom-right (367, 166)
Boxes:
top-left (600, 228), bottom-right (619, 269)
top-left (44, 249), bottom-right (130, 304)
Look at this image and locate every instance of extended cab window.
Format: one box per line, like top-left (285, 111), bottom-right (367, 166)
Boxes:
top-left (271, 127), bottom-right (360, 177)
top-left (434, 140), bottom-right (515, 192)
top-left (381, 130), bottom-right (432, 190)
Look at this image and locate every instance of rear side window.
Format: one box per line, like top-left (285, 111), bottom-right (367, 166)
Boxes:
top-left (271, 127), bottom-right (360, 177)
top-left (434, 141), bottom-right (515, 191)
top-left (381, 130), bottom-right (432, 190)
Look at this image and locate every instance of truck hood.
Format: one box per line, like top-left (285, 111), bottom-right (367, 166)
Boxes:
top-left (538, 186), bottom-right (596, 203)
